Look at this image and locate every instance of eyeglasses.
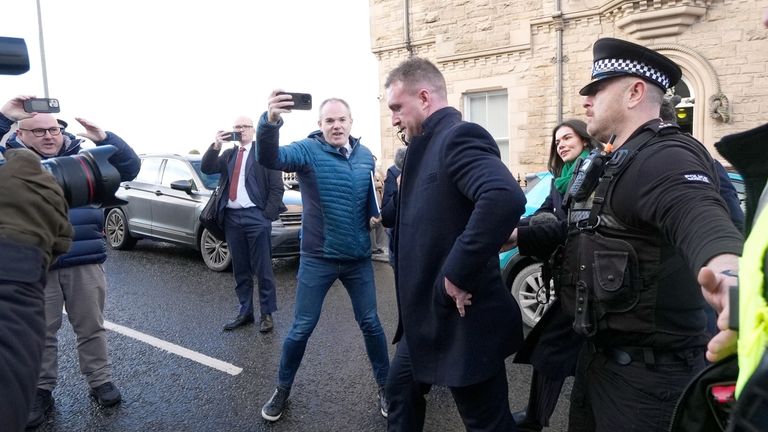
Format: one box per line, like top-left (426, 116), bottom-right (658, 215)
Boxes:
top-left (233, 125), bottom-right (253, 131)
top-left (19, 127), bottom-right (63, 137)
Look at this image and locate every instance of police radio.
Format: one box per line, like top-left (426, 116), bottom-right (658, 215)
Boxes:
top-left (563, 135), bottom-right (616, 206)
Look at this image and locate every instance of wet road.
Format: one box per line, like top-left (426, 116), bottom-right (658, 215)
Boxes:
top-left (30, 241), bottom-right (571, 431)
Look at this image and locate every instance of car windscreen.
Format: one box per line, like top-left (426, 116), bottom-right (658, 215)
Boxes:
top-left (190, 161), bottom-right (221, 190)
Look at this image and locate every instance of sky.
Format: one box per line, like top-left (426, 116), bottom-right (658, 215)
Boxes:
top-left (1, 1), bottom-right (383, 156)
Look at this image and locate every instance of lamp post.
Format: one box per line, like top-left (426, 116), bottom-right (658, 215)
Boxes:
top-left (36, 0), bottom-right (49, 97)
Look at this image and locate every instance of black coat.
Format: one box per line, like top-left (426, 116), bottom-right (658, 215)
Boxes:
top-left (200, 143), bottom-right (285, 221)
top-left (393, 107), bottom-right (526, 387)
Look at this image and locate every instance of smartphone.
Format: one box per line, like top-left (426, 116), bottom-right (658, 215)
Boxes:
top-left (224, 131), bottom-right (242, 142)
top-left (278, 92), bottom-right (312, 110)
top-left (23, 98), bottom-right (60, 113)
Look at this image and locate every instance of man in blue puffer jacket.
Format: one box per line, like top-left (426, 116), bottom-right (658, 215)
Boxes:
top-left (0, 96), bottom-right (140, 428)
top-left (257, 92), bottom-right (390, 422)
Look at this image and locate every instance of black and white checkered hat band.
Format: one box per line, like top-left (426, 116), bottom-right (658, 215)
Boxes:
top-left (592, 58), bottom-right (670, 89)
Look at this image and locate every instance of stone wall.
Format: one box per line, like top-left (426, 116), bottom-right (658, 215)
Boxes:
top-left (370, 0), bottom-right (767, 176)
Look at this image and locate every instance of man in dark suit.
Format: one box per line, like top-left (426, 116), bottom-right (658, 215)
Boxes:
top-left (201, 116), bottom-right (285, 332)
top-left (383, 57), bottom-right (527, 431)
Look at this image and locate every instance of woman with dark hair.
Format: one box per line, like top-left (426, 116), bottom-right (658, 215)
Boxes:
top-left (537, 119), bottom-right (599, 219)
top-left (512, 119), bottom-right (598, 432)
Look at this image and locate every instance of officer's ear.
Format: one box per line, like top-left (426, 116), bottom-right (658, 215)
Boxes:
top-left (625, 79), bottom-right (647, 109)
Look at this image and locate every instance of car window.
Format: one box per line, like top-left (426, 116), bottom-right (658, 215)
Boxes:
top-left (161, 158), bottom-right (196, 188)
top-left (134, 157), bottom-right (163, 184)
top-left (190, 160), bottom-right (220, 190)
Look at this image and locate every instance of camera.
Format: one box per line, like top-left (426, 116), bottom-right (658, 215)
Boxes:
top-left (224, 131), bottom-right (242, 142)
top-left (1, 36), bottom-right (122, 208)
top-left (565, 148), bottom-right (607, 203)
top-left (23, 98), bottom-right (60, 114)
top-left (0, 145), bottom-right (123, 208)
top-left (563, 135), bottom-right (617, 206)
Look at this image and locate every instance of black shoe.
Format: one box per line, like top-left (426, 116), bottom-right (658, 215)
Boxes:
top-left (378, 386), bottom-right (388, 418)
top-left (259, 314), bottom-right (274, 333)
top-left (26, 388), bottom-right (54, 428)
top-left (89, 382), bottom-right (122, 407)
top-left (261, 386), bottom-right (290, 421)
top-left (223, 314), bottom-right (254, 331)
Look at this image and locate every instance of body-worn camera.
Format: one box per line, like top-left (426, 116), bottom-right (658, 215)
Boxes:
top-left (23, 98), bottom-right (60, 113)
top-left (224, 131), bottom-right (242, 141)
top-left (278, 92), bottom-right (312, 110)
top-left (565, 148), bottom-right (607, 203)
top-left (0, 145), bottom-right (124, 208)
top-left (563, 136), bottom-right (616, 206)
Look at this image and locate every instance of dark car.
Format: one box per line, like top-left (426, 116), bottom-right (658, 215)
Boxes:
top-left (501, 170), bottom-right (747, 327)
top-left (104, 153), bottom-right (302, 271)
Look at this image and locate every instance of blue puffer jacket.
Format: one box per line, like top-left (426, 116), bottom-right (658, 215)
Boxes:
top-left (0, 113), bottom-right (140, 269)
top-left (257, 112), bottom-right (374, 260)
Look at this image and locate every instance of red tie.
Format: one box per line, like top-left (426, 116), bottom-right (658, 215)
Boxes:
top-left (229, 146), bottom-right (245, 201)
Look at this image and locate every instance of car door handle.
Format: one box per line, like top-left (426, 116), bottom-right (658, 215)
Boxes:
top-left (154, 190), bottom-right (163, 196)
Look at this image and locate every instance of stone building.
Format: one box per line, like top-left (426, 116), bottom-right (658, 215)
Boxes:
top-left (369, 0), bottom-right (767, 178)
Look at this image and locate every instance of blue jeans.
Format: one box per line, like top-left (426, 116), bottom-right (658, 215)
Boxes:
top-left (277, 256), bottom-right (389, 388)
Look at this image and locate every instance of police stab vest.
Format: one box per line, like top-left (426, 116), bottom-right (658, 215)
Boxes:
top-left (555, 123), bottom-right (709, 345)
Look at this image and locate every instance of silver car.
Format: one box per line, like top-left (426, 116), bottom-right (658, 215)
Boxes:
top-left (104, 153), bottom-right (302, 271)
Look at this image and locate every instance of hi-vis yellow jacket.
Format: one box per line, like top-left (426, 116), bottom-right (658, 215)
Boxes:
top-left (737, 204), bottom-right (768, 396)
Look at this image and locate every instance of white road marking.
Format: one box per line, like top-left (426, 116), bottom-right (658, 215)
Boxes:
top-left (104, 320), bottom-right (243, 376)
top-left (63, 308), bottom-right (242, 376)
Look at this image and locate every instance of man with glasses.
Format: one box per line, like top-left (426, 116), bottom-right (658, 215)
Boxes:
top-left (201, 116), bottom-right (285, 333)
top-left (0, 95), bottom-right (140, 428)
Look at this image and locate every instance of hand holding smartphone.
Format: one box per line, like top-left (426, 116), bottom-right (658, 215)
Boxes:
top-left (224, 131), bottom-right (242, 141)
top-left (277, 92), bottom-right (312, 110)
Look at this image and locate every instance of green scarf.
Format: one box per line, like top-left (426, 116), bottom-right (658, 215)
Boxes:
top-left (554, 150), bottom-right (590, 194)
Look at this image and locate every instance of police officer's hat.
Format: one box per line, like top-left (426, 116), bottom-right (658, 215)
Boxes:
top-left (579, 38), bottom-right (682, 96)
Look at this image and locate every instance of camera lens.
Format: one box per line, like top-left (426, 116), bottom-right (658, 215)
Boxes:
top-left (41, 145), bottom-right (122, 208)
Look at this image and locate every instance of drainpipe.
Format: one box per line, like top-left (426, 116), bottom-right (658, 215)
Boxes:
top-left (554, 0), bottom-right (563, 124)
top-left (404, 0), bottom-right (413, 56)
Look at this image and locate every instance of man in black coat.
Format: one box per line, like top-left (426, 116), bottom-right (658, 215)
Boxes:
top-left (201, 116), bottom-right (285, 332)
top-left (384, 57), bottom-right (527, 431)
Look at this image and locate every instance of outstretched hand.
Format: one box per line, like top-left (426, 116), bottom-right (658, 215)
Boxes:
top-left (75, 117), bottom-right (107, 142)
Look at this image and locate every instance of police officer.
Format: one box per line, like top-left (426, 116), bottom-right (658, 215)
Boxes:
top-left (512, 38), bottom-right (742, 431)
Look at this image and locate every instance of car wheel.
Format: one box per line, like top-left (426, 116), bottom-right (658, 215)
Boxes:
top-left (200, 228), bottom-right (231, 272)
top-left (511, 262), bottom-right (554, 327)
top-left (105, 208), bottom-right (137, 250)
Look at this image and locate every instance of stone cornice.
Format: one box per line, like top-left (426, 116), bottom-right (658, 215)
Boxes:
top-left (616, 5), bottom-right (708, 39)
top-left (371, 37), bottom-right (434, 56)
top-left (530, 0), bottom-right (712, 36)
top-left (435, 42), bottom-right (530, 63)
